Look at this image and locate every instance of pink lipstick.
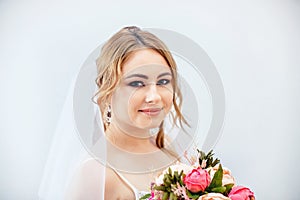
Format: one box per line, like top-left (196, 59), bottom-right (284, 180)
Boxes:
top-left (138, 108), bottom-right (163, 116)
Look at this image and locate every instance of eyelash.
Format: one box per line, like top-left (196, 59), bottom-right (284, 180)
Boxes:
top-left (128, 79), bottom-right (171, 87)
top-left (128, 81), bottom-right (145, 87)
top-left (157, 79), bottom-right (170, 86)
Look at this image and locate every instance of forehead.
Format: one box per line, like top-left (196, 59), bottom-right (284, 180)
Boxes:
top-left (122, 49), bottom-right (170, 75)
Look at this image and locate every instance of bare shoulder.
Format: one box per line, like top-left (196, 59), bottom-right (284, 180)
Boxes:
top-left (80, 158), bottom-right (105, 174)
top-left (64, 158), bottom-right (105, 200)
top-left (103, 167), bottom-right (124, 193)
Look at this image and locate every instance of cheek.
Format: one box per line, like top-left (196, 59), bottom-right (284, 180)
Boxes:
top-left (111, 88), bottom-right (132, 117)
top-left (128, 90), bottom-right (144, 111)
top-left (161, 90), bottom-right (174, 111)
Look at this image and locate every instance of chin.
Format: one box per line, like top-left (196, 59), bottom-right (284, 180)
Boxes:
top-left (134, 119), bottom-right (164, 130)
top-left (131, 113), bottom-right (166, 129)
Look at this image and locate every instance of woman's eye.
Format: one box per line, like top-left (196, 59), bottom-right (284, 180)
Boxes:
top-left (128, 81), bottom-right (145, 87)
top-left (157, 79), bottom-right (170, 86)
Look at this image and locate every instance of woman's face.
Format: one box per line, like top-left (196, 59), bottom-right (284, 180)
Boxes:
top-left (111, 49), bottom-right (174, 136)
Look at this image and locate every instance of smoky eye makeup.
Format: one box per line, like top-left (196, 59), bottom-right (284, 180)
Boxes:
top-left (126, 78), bottom-right (172, 88)
top-left (157, 79), bottom-right (171, 86)
top-left (156, 72), bottom-right (173, 86)
top-left (123, 73), bottom-right (148, 87)
top-left (127, 80), bottom-right (146, 87)
top-left (123, 72), bottom-right (173, 88)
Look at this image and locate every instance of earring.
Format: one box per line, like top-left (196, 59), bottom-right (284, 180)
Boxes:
top-left (105, 105), bottom-right (111, 126)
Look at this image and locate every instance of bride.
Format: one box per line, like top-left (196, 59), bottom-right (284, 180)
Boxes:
top-left (39, 26), bottom-right (225, 200)
top-left (65, 26), bottom-right (189, 199)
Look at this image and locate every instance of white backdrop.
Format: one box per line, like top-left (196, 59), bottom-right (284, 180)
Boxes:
top-left (0, 0), bottom-right (299, 199)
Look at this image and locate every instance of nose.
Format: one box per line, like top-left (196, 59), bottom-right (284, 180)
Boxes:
top-left (145, 84), bottom-right (161, 104)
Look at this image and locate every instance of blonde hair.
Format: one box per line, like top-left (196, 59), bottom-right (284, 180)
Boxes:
top-left (94, 26), bottom-right (187, 149)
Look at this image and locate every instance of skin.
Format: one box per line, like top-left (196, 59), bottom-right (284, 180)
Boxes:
top-left (105, 49), bottom-right (175, 199)
top-left (106, 49), bottom-right (174, 153)
top-left (65, 49), bottom-right (177, 200)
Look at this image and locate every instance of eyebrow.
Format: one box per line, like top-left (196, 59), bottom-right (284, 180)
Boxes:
top-left (157, 72), bottom-right (172, 78)
top-left (125, 72), bottom-right (172, 80)
top-left (125, 74), bottom-right (148, 79)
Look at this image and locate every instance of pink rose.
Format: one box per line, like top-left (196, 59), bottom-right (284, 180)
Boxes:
top-left (184, 168), bottom-right (211, 193)
top-left (228, 186), bottom-right (255, 200)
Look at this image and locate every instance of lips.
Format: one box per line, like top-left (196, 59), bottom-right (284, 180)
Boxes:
top-left (138, 108), bottom-right (163, 116)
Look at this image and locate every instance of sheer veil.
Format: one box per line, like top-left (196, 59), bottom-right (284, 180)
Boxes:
top-left (38, 28), bottom-right (225, 200)
top-left (38, 43), bottom-right (107, 199)
top-left (38, 77), bottom-right (106, 199)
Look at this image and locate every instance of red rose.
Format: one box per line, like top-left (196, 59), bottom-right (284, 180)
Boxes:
top-left (228, 186), bottom-right (255, 200)
top-left (183, 168), bottom-right (211, 193)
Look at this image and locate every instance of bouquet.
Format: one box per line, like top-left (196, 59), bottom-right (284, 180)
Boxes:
top-left (140, 150), bottom-right (255, 200)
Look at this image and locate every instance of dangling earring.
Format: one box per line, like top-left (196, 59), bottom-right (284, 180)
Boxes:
top-left (105, 104), bottom-right (111, 126)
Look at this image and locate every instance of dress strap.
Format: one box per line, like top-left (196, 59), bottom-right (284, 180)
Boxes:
top-left (111, 168), bottom-right (140, 199)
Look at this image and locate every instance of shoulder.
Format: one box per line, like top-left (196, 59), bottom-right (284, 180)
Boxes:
top-left (64, 158), bottom-right (105, 200)
top-left (80, 158), bottom-right (105, 174)
top-left (73, 158), bottom-right (106, 182)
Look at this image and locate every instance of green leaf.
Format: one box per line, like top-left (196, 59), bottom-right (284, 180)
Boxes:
top-left (168, 167), bottom-right (172, 175)
top-left (154, 185), bottom-right (166, 191)
top-left (224, 183), bottom-right (234, 194)
top-left (166, 186), bottom-right (171, 193)
top-left (139, 193), bottom-right (151, 200)
top-left (164, 176), bottom-right (171, 186)
top-left (179, 170), bottom-right (183, 177)
top-left (169, 192), bottom-right (177, 200)
top-left (186, 190), bottom-right (201, 199)
top-left (174, 171), bottom-right (179, 181)
top-left (207, 164), bottom-right (223, 190)
top-left (211, 186), bottom-right (226, 193)
top-left (211, 158), bottom-right (220, 167)
top-left (162, 192), bottom-right (169, 200)
top-left (179, 180), bottom-right (183, 186)
top-left (197, 149), bottom-right (220, 169)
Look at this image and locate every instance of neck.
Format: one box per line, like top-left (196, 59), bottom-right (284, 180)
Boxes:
top-left (105, 123), bottom-right (158, 153)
